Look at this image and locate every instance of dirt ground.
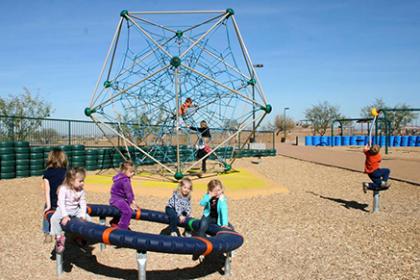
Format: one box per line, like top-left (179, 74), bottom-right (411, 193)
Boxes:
top-left (0, 156), bottom-right (419, 280)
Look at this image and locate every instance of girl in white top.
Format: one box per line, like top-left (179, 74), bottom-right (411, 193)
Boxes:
top-left (50, 167), bottom-right (90, 253)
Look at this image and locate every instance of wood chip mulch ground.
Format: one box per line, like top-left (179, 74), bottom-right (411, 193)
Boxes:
top-left (0, 156), bottom-right (418, 279)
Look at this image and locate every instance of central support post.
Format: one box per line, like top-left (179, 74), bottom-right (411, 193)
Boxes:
top-left (56, 251), bottom-right (63, 277)
top-left (99, 217), bottom-right (106, 251)
top-left (224, 251), bottom-right (232, 276)
top-left (137, 251), bottom-right (147, 280)
top-left (373, 190), bottom-right (380, 213)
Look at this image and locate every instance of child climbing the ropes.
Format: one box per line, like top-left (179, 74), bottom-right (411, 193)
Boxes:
top-left (42, 149), bottom-right (68, 243)
top-left (165, 178), bottom-right (193, 237)
top-left (363, 144), bottom-right (391, 193)
top-left (189, 120), bottom-right (211, 173)
top-left (50, 167), bottom-right (90, 253)
top-left (109, 160), bottom-right (139, 230)
top-left (179, 97), bottom-right (195, 117)
top-left (176, 97), bottom-right (198, 128)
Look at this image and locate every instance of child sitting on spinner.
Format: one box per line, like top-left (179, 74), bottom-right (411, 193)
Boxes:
top-left (50, 167), bottom-right (90, 253)
top-left (109, 160), bottom-right (139, 230)
top-left (165, 178), bottom-right (193, 237)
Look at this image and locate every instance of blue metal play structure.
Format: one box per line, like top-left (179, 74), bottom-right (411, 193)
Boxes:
top-left (63, 204), bottom-right (243, 254)
top-left (49, 204), bottom-right (243, 279)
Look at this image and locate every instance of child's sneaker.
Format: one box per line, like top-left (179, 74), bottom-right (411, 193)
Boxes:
top-left (192, 254), bottom-right (204, 262)
top-left (55, 235), bottom-right (66, 253)
top-left (170, 232), bottom-right (178, 237)
top-left (362, 182), bottom-right (369, 193)
top-left (183, 231), bottom-right (192, 238)
top-left (381, 181), bottom-right (391, 188)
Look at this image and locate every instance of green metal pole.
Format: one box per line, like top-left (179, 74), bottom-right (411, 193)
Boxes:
top-left (383, 111), bottom-right (388, 154)
top-left (378, 108), bottom-right (420, 154)
top-left (330, 122), bottom-right (334, 146)
top-left (387, 120), bottom-right (391, 155)
top-left (68, 120), bottom-right (71, 145)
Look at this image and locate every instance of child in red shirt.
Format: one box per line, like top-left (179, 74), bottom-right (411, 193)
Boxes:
top-left (176, 97), bottom-right (198, 128)
top-left (179, 97), bottom-right (193, 116)
top-left (363, 144), bottom-right (391, 192)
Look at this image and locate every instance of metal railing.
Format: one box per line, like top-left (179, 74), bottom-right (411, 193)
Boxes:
top-left (0, 115), bottom-right (275, 149)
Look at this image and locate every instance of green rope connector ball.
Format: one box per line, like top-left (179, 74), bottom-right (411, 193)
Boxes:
top-left (226, 8), bottom-right (235, 17)
top-left (223, 162), bottom-right (232, 172)
top-left (170, 56), bottom-right (182, 68)
top-left (174, 171), bottom-right (184, 180)
top-left (247, 78), bottom-right (256, 86)
top-left (260, 104), bottom-right (272, 114)
top-left (176, 30), bottom-right (183, 39)
top-left (84, 107), bottom-right (96, 117)
top-left (120, 10), bottom-right (129, 18)
top-left (103, 80), bottom-right (112, 88)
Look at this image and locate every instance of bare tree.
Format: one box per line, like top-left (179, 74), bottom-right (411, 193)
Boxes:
top-left (0, 88), bottom-right (52, 141)
top-left (360, 98), bottom-right (386, 118)
top-left (360, 98), bottom-right (417, 135)
top-left (305, 102), bottom-right (342, 136)
top-left (273, 114), bottom-right (295, 136)
top-left (33, 128), bottom-right (60, 144)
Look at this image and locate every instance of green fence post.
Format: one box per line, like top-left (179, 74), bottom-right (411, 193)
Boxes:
top-left (68, 120), bottom-right (71, 145)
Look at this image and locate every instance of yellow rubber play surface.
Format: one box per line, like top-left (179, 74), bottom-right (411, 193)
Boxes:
top-left (85, 167), bottom-right (288, 199)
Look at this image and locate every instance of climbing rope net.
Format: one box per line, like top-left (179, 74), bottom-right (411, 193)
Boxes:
top-left (85, 9), bottom-right (271, 180)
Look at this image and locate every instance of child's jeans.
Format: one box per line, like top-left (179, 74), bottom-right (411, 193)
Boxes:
top-left (42, 205), bottom-right (52, 234)
top-left (197, 215), bottom-right (217, 237)
top-left (197, 215), bottom-right (235, 237)
top-left (111, 199), bottom-right (132, 230)
top-left (368, 168), bottom-right (391, 187)
top-left (165, 206), bottom-right (179, 234)
top-left (196, 149), bottom-right (207, 172)
top-left (50, 207), bottom-right (91, 236)
top-left (42, 217), bottom-right (50, 234)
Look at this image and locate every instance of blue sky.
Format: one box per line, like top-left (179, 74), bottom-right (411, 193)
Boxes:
top-left (0, 0), bottom-right (419, 123)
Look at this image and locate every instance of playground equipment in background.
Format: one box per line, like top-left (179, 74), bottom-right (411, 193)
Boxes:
top-left (304, 135), bottom-right (420, 147)
top-left (48, 204), bottom-right (244, 279)
top-left (331, 118), bottom-right (373, 139)
top-left (84, 9), bottom-right (271, 180)
top-left (305, 134), bottom-right (420, 147)
top-left (371, 108), bottom-right (420, 154)
top-left (306, 107), bottom-right (420, 149)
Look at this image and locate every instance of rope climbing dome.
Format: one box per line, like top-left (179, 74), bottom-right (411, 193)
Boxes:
top-left (85, 9), bottom-right (271, 180)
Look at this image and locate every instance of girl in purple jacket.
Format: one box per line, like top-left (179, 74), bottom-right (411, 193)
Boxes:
top-left (109, 160), bottom-right (139, 230)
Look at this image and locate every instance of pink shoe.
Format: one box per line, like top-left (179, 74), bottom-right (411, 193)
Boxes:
top-left (55, 235), bottom-right (66, 253)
